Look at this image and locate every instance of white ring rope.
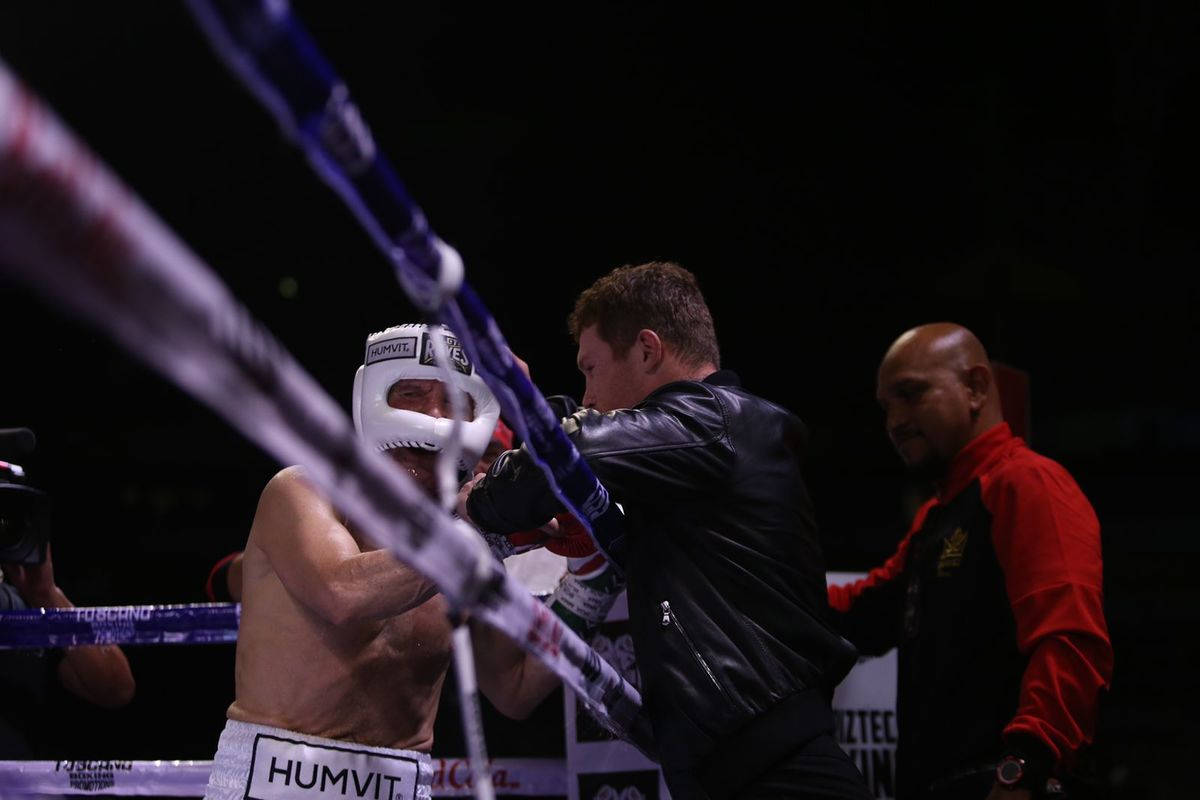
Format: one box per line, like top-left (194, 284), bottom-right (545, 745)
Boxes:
top-left (0, 758), bottom-right (566, 797)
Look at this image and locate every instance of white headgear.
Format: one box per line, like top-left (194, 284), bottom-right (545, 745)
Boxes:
top-left (352, 324), bottom-right (501, 471)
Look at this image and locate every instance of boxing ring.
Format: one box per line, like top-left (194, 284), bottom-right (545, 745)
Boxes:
top-left (0, 603), bottom-right (570, 796)
top-left (0, 0), bottom-right (650, 796)
top-left (0, 601), bottom-right (899, 797)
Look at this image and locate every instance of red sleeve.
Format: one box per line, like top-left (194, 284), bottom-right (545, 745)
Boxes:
top-left (983, 456), bottom-right (1113, 765)
top-left (828, 498), bottom-right (935, 613)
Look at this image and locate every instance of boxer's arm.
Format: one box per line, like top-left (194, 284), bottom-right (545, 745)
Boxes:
top-left (470, 514), bottom-right (623, 719)
top-left (470, 616), bottom-right (561, 720)
top-left (253, 467), bottom-right (438, 625)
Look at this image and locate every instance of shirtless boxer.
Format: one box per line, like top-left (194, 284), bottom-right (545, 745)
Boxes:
top-left (203, 324), bottom-right (554, 800)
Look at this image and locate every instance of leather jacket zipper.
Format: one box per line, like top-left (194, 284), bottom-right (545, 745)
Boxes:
top-left (660, 600), bottom-right (733, 706)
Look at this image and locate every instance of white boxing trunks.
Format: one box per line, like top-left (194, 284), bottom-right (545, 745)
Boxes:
top-left (205, 719), bottom-right (433, 800)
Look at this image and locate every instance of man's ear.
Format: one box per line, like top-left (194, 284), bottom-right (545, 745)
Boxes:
top-left (635, 329), bottom-right (665, 373)
top-left (963, 364), bottom-right (992, 412)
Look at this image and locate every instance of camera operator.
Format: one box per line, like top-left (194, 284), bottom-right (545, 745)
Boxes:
top-left (1, 429), bottom-right (135, 756)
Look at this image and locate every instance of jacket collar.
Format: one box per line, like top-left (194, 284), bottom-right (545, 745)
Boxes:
top-left (703, 369), bottom-right (741, 388)
top-left (938, 422), bottom-right (1017, 500)
top-left (640, 369), bottom-right (741, 407)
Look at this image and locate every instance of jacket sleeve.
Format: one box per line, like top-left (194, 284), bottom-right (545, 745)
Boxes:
top-left (825, 500), bottom-right (934, 656)
top-left (466, 381), bottom-right (736, 533)
top-left (984, 459), bottom-right (1113, 767)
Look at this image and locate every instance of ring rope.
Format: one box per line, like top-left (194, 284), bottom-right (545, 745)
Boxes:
top-left (0, 603), bottom-right (239, 649)
top-left (0, 758), bottom-right (566, 796)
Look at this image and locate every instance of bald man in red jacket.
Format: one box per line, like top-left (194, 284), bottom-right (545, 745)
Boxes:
top-left (829, 324), bottom-right (1112, 800)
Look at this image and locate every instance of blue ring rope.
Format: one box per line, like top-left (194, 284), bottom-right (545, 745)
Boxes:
top-left (0, 603), bottom-right (239, 648)
top-left (185, 0), bottom-right (630, 569)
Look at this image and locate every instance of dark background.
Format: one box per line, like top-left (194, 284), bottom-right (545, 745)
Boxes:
top-left (1, 2), bottom-right (1197, 797)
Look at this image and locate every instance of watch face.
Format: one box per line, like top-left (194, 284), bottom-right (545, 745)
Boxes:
top-left (997, 757), bottom-right (1025, 786)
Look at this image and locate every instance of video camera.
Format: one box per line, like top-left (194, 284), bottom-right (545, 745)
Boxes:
top-left (0, 427), bottom-right (50, 565)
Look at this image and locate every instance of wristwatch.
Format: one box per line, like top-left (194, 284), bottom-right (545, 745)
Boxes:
top-left (996, 755), bottom-right (1027, 788)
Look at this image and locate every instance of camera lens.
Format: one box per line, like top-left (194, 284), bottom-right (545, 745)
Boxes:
top-left (0, 485), bottom-right (49, 564)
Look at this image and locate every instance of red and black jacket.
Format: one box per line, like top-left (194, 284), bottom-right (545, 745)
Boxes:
top-left (828, 423), bottom-right (1112, 798)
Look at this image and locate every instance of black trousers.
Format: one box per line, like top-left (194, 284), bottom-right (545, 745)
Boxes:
top-left (736, 733), bottom-right (875, 799)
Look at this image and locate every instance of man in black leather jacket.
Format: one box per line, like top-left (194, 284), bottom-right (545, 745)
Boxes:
top-left (464, 262), bottom-right (870, 799)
